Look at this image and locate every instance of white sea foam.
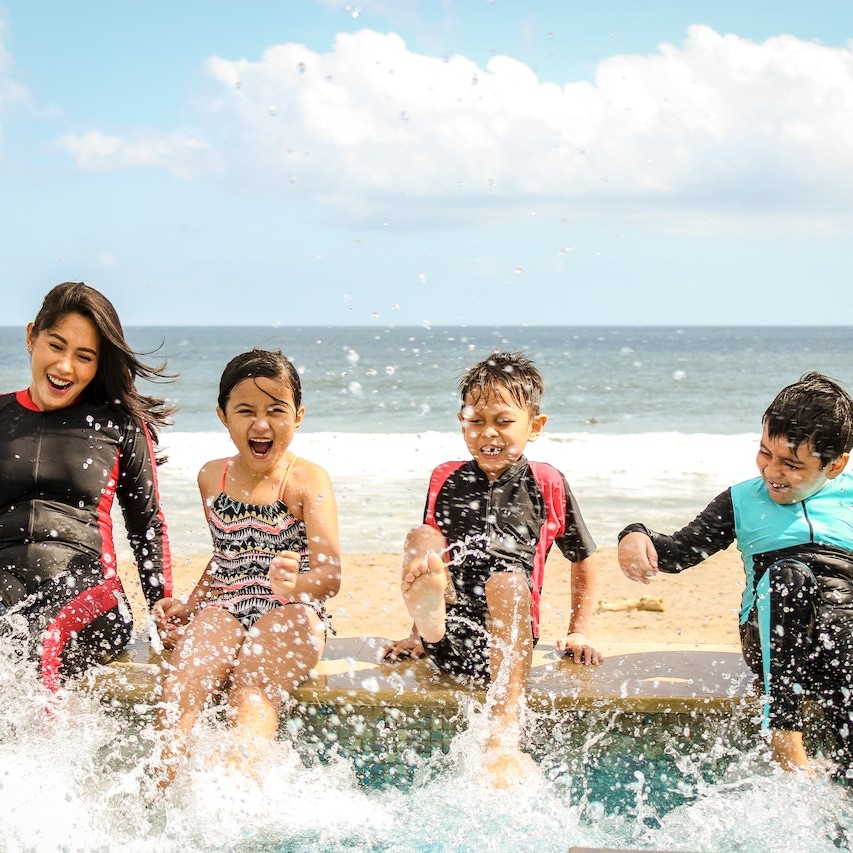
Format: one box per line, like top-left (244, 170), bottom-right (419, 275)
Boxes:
top-left (151, 430), bottom-right (759, 554)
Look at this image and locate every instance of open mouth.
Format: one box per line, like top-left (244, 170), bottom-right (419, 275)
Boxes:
top-left (480, 445), bottom-right (502, 458)
top-left (248, 438), bottom-right (273, 458)
top-left (46, 374), bottom-right (73, 392)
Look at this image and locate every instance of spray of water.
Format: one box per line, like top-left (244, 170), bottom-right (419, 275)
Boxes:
top-left (1, 629), bottom-right (851, 852)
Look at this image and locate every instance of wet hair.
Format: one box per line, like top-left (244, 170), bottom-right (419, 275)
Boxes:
top-left (31, 282), bottom-right (174, 442)
top-left (763, 371), bottom-right (853, 467)
top-left (218, 348), bottom-right (302, 412)
top-left (458, 351), bottom-right (544, 414)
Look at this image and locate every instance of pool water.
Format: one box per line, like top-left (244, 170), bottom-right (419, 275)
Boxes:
top-left (1, 634), bottom-right (852, 852)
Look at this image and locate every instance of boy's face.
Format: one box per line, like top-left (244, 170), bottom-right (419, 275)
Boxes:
top-left (458, 389), bottom-right (546, 481)
top-left (756, 425), bottom-right (849, 505)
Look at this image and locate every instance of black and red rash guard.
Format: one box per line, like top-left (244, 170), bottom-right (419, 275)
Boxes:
top-left (0, 389), bottom-right (172, 689)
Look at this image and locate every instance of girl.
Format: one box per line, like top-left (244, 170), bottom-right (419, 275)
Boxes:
top-left (0, 281), bottom-right (173, 690)
top-left (154, 348), bottom-right (341, 782)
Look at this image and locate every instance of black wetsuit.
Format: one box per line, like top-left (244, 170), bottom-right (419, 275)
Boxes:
top-left (619, 473), bottom-right (853, 773)
top-left (422, 457), bottom-right (596, 678)
top-left (0, 390), bottom-right (172, 689)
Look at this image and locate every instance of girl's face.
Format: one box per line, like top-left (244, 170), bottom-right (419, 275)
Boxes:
top-left (26, 311), bottom-right (100, 412)
top-left (217, 374), bottom-right (305, 473)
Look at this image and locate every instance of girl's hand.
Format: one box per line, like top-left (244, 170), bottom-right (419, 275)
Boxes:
top-left (269, 551), bottom-right (302, 598)
top-left (153, 597), bottom-right (194, 649)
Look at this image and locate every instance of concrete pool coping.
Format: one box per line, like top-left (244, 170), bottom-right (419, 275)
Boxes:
top-left (88, 635), bottom-right (758, 717)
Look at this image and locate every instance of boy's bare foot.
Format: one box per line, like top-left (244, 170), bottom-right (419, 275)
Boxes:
top-left (770, 729), bottom-right (810, 772)
top-left (483, 746), bottom-right (539, 789)
top-left (402, 550), bottom-right (449, 643)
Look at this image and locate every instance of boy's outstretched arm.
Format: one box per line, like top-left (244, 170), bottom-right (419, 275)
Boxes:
top-left (618, 531), bottom-right (660, 584)
top-left (556, 556), bottom-right (603, 665)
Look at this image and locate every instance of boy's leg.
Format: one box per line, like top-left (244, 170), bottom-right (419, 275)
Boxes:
top-left (740, 559), bottom-right (819, 770)
top-left (482, 571), bottom-right (536, 786)
top-left (226, 604), bottom-right (325, 746)
top-left (401, 524), bottom-right (452, 643)
top-left (156, 607), bottom-right (246, 786)
top-left (813, 604), bottom-right (853, 777)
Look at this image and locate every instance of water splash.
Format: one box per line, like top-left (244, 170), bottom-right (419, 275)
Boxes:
top-left (1, 631), bottom-right (851, 851)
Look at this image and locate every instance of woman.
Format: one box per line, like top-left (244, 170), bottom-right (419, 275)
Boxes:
top-left (0, 282), bottom-right (174, 690)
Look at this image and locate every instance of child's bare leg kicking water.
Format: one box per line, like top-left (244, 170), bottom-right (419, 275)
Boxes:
top-left (388, 351), bottom-right (603, 789)
top-left (154, 349), bottom-right (341, 788)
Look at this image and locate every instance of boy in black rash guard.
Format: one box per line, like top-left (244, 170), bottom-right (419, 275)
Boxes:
top-left (0, 282), bottom-right (173, 690)
top-left (618, 372), bottom-right (853, 776)
top-left (384, 351), bottom-right (601, 788)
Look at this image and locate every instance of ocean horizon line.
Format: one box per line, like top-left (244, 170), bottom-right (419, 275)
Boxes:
top-left (3, 322), bottom-right (853, 330)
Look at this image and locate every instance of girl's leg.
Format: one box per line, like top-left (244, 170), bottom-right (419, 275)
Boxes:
top-left (226, 604), bottom-right (325, 746)
top-left (156, 607), bottom-right (246, 784)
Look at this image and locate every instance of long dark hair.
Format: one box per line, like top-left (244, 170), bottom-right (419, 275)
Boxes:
top-left (31, 282), bottom-right (175, 443)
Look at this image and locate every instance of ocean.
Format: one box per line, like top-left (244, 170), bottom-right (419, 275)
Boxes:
top-left (3, 324), bottom-right (851, 556)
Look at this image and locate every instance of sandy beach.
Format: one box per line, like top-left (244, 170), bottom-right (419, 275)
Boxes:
top-left (122, 545), bottom-right (744, 652)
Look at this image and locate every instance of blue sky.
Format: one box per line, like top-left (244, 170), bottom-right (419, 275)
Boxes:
top-left (1, 1), bottom-right (852, 326)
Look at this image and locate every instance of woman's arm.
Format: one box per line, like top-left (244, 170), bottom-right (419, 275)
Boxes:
top-left (117, 420), bottom-right (173, 607)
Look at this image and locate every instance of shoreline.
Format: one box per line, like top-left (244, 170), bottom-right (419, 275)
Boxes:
top-left (120, 545), bottom-right (744, 653)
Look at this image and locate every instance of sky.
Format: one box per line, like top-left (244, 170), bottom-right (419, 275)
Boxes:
top-left (1, 1), bottom-right (852, 327)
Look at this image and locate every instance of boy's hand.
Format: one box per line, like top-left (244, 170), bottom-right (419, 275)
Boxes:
top-left (382, 626), bottom-right (426, 661)
top-left (152, 597), bottom-right (193, 649)
top-left (618, 532), bottom-right (659, 584)
top-left (557, 631), bottom-right (603, 665)
top-left (269, 550), bottom-right (302, 597)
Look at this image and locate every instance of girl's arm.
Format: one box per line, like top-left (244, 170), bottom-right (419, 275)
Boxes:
top-left (153, 460), bottom-right (222, 646)
top-left (271, 459), bottom-right (341, 603)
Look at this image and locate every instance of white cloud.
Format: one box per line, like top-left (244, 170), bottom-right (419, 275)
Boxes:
top-left (55, 129), bottom-right (211, 178)
top-left (0, 17), bottom-right (27, 107)
top-left (57, 25), bottom-right (853, 224)
top-left (0, 14), bottom-right (32, 152)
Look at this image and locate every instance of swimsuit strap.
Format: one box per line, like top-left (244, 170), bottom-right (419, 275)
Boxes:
top-left (279, 454), bottom-right (299, 499)
top-left (218, 455), bottom-right (297, 500)
top-left (219, 457), bottom-right (235, 492)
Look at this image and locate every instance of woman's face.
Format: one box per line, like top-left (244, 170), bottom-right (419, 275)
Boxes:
top-left (26, 311), bottom-right (100, 411)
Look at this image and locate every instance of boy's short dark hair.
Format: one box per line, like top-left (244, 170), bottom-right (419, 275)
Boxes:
top-left (763, 371), bottom-right (853, 466)
top-left (458, 351), bottom-right (544, 414)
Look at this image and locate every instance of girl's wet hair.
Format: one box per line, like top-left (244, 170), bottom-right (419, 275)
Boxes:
top-left (763, 371), bottom-right (853, 466)
top-left (218, 348), bottom-right (302, 411)
top-left (458, 351), bottom-right (544, 413)
top-left (31, 282), bottom-right (174, 441)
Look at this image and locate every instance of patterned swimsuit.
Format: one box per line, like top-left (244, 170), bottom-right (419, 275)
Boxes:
top-left (202, 455), bottom-right (312, 630)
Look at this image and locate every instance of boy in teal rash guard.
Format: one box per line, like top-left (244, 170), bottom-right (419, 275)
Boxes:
top-left (618, 372), bottom-right (853, 775)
